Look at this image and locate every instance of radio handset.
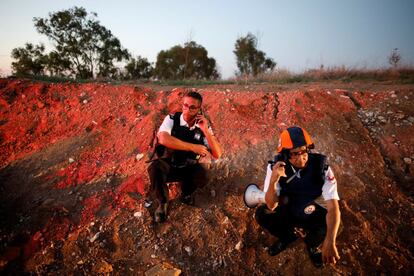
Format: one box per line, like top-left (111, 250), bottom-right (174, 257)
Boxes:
top-left (269, 153), bottom-right (288, 170)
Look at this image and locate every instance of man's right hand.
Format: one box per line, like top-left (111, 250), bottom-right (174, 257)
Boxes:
top-left (191, 144), bottom-right (209, 157)
top-left (272, 161), bottom-right (287, 178)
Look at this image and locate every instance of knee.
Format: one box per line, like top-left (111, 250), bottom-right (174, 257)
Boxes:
top-left (148, 159), bottom-right (168, 174)
top-left (193, 164), bottom-right (210, 185)
top-left (255, 205), bottom-right (268, 226)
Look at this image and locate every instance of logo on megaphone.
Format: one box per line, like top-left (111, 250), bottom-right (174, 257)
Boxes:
top-left (243, 183), bottom-right (266, 208)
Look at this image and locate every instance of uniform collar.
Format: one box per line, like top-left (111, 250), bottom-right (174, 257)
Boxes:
top-left (180, 113), bottom-right (197, 130)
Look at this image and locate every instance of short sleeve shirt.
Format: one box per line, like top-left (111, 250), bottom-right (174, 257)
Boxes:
top-left (158, 113), bottom-right (213, 148)
top-left (263, 164), bottom-right (340, 201)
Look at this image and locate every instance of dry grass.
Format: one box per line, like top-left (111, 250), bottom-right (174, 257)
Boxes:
top-left (231, 66), bottom-right (414, 84)
top-left (6, 66), bottom-right (414, 85)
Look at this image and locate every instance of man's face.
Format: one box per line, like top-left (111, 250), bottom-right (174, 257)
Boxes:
top-left (182, 96), bottom-right (201, 123)
top-left (288, 146), bottom-right (309, 169)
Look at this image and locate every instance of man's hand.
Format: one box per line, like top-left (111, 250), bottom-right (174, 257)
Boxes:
top-left (272, 161), bottom-right (287, 178)
top-left (321, 239), bottom-right (340, 265)
top-left (191, 144), bottom-right (209, 157)
top-left (195, 114), bottom-right (208, 134)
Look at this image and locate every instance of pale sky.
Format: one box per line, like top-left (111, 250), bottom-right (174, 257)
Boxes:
top-left (0, 0), bottom-right (413, 79)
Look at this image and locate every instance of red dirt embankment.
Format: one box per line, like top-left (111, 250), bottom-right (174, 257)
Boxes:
top-left (0, 79), bottom-right (413, 275)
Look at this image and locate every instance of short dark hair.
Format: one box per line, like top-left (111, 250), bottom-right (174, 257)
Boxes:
top-left (184, 91), bottom-right (203, 104)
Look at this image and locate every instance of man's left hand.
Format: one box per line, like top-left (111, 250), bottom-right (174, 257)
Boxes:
top-left (322, 240), bottom-right (340, 265)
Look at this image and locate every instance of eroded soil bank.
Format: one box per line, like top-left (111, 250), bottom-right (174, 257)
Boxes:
top-left (0, 79), bottom-right (413, 275)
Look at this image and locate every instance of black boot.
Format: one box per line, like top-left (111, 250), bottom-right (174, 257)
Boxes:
top-left (268, 236), bottom-right (298, 256)
top-left (307, 246), bottom-right (323, 268)
top-left (154, 202), bottom-right (168, 223)
top-left (180, 194), bottom-right (195, 206)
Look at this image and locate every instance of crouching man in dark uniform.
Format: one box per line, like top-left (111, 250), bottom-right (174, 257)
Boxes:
top-left (148, 91), bottom-right (222, 223)
top-left (255, 126), bottom-right (341, 267)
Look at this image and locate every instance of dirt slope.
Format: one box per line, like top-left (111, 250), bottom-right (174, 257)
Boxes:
top-left (0, 79), bottom-right (413, 275)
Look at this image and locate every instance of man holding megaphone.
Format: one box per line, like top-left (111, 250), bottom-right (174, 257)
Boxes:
top-left (247, 126), bottom-right (341, 268)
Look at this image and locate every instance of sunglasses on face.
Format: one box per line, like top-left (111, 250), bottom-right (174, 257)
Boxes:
top-left (182, 103), bottom-right (200, 111)
top-left (289, 148), bottom-right (309, 157)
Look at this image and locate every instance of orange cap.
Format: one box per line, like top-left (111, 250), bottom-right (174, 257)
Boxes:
top-left (277, 126), bottom-right (314, 153)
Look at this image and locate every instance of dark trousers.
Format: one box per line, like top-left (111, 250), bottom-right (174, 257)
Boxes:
top-left (147, 159), bottom-right (209, 204)
top-left (255, 204), bottom-right (327, 248)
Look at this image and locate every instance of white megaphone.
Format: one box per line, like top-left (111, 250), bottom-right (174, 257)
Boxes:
top-left (243, 183), bottom-right (266, 208)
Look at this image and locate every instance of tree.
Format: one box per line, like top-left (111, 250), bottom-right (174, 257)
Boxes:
top-left (32, 6), bottom-right (130, 79)
top-left (154, 41), bottom-right (219, 80)
top-left (44, 51), bottom-right (71, 76)
top-left (388, 48), bottom-right (401, 68)
top-left (234, 33), bottom-right (276, 77)
top-left (11, 43), bottom-right (46, 76)
top-left (124, 56), bottom-right (154, 79)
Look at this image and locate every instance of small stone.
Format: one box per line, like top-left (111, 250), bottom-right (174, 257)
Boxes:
top-left (145, 263), bottom-right (181, 275)
top-left (184, 246), bottom-right (192, 255)
top-left (77, 260), bottom-right (84, 265)
top-left (135, 153), bottom-right (144, 161)
top-left (154, 244), bottom-right (159, 250)
top-left (210, 189), bottom-right (216, 197)
top-left (151, 254), bottom-right (156, 259)
top-left (90, 232), bottom-right (100, 242)
top-left (395, 113), bottom-right (405, 120)
top-left (90, 222), bottom-right (95, 226)
top-left (134, 211), bottom-right (142, 218)
top-left (235, 241), bottom-right (243, 251)
top-left (68, 158), bottom-right (75, 163)
top-left (403, 157), bottom-right (412, 165)
top-left (144, 200), bottom-right (152, 208)
top-left (342, 261), bottom-right (348, 265)
top-left (376, 257), bottom-right (382, 265)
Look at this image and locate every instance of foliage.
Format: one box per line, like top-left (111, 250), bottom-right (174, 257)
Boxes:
top-left (11, 43), bottom-right (47, 76)
top-left (388, 48), bottom-right (401, 68)
top-left (27, 6), bottom-right (130, 79)
top-left (154, 41), bottom-right (219, 80)
top-left (44, 51), bottom-right (72, 77)
top-left (233, 33), bottom-right (276, 77)
top-left (124, 56), bottom-right (154, 79)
